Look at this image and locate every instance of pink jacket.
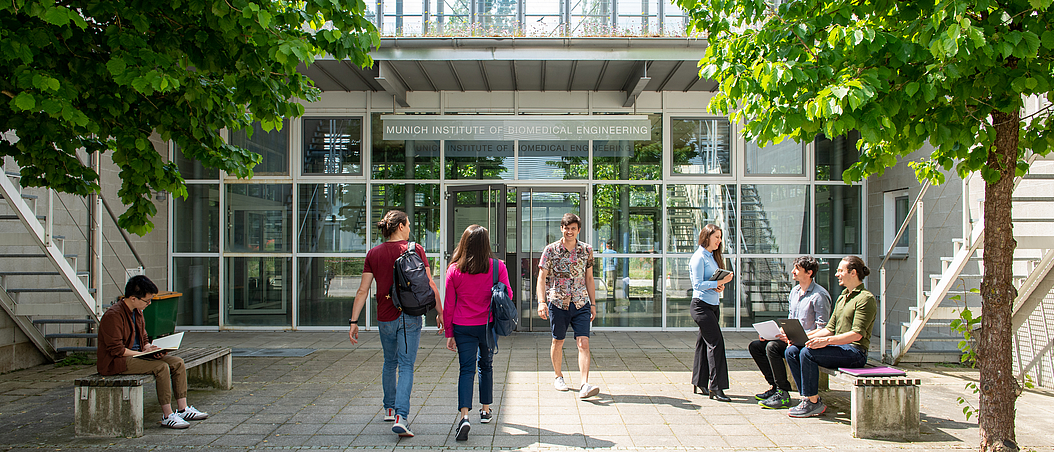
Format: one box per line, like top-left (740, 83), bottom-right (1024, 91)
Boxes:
top-left (444, 259), bottom-right (513, 337)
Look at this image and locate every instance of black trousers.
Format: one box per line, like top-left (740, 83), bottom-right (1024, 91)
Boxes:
top-left (748, 339), bottom-right (791, 392)
top-left (690, 299), bottom-right (729, 391)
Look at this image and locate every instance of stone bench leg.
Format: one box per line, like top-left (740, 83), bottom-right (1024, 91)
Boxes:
top-left (74, 385), bottom-right (145, 438)
top-left (187, 353), bottom-right (232, 390)
top-left (851, 383), bottom-right (920, 439)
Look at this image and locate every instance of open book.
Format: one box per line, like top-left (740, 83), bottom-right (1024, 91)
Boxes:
top-left (132, 332), bottom-right (184, 358)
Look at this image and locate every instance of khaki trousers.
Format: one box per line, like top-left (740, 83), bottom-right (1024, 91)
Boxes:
top-left (122, 355), bottom-right (187, 405)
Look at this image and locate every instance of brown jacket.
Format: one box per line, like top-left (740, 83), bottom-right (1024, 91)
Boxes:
top-left (96, 298), bottom-right (149, 375)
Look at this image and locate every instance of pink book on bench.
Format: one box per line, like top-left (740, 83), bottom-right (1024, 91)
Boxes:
top-left (839, 366), bottom-right (906, 377)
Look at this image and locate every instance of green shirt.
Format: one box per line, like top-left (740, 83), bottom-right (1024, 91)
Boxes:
top-left (825, 285), bottom-right (877, 351)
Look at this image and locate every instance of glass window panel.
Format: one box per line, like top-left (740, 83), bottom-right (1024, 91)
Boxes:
top-left (671, 118), bottom-right (732, 175)
top-left (297, 257), bottom-right (365, 327)
top-left (298, 183), bottom-right (367, 253)
top-left (517, 141), bottom-right (588, 180)
top-left (815, 257), bottom-right (845, 303)
top-left (225, 184), bottom-right (293, 253)
top-left (173, 184), bottom-right (219, 253)
top-left (434, 0), bottom-right (472, 35)
top-left (302, 117), bottom-right (362, 175)
top-left (173, 257), bottom-right (219, 327)
top-left (665, 184), bottom-right (737, 253)
top-left (816, 184), bottom-right (863, 255)
top-left (594, 114), bottom-right (662, 180)
top-left (740, 184), bottom-right (809, 254)
top-left (524, 0), bottom-right (562, 36)
top-left (519, 190), bottom-right (582, 254)
top-left (815, 130), bottom-right (861, 181)
top-left (173, 142), bottom-right (219, 179)
top-left (895, 195), bottom-right (910, 249)
top-left (593, 256), bottom-right (661, 328)
top-left (371, 113), bottom-right (440, 179)
top-left (445, 141), bottom-right (514, 180)
top-left (370, 183), bottom-right (441, 254)
top-left (570, 0), bottom-right (612, 35)
top-left (224, 256), bottom-right (292, 327)
top-left (739, 257), bottom-right (797, 326)
top-left (593, 184), bottom-right (660, 253)
top-left (665, 257), bottom-right (736, 328)
top-left (746, 139), bottom-right (804, 175)
top-left (228, 121), bottom-right (289, 176)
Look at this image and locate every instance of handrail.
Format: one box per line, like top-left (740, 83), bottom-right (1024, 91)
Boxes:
top-left (878, 180), bottom-right (931, 362)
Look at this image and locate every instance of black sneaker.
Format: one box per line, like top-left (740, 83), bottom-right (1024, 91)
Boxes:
top-left (479, 409), bottom-right (492, 424)
top-left (455, 416), bottom-right (471, 441)
top-left (788, 397), bottom-right (827, 417)
top-left (759, 389), bottom-right (793, 409)
top-left (755, 386), bottom-right (778, 401)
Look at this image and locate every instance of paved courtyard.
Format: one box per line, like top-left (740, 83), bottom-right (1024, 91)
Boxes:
top-left (1, 331), bottom-right (1052, 451)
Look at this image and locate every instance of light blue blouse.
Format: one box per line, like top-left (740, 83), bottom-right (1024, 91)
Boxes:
top-left (688, 246), bottom-right (722, 305)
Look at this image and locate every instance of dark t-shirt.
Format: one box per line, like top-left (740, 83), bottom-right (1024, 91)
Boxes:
top-left (364, 240), bottom-right (431, 322)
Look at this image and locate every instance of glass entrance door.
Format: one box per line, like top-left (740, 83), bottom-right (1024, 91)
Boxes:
top-left (516, 187), bottom-right (586, 332)
top-left (447, 184), bottom-right (507, 261)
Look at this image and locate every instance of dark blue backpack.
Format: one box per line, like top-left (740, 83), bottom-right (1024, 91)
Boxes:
top-left (490, 258), bottom-right (517, 336)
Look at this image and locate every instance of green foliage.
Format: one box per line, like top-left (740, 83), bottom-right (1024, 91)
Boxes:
top-left (54, 352), bottom-right (96, 367)
top-left (0, 1), bottom-right (379, 234)
top-left (948, 284), bottom-right (982, 421)
top-left (676, 0), bottom-right (1054, 185)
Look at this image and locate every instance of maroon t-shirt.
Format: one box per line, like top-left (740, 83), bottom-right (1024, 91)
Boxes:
top-left (364, 240), bottom-right (431, 322)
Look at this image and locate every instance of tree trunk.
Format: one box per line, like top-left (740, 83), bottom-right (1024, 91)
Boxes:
top-left (978, 110), bottom-right (1020, 452)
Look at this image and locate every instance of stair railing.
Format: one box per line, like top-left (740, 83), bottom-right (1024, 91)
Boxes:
top-left (878, 180), bottom-right (930, 362)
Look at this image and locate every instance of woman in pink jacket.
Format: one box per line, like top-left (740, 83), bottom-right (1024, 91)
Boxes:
top-left (444, 224), bottom-right (512, 441)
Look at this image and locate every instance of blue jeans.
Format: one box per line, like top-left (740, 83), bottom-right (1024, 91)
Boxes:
top-left (378, 313), bottom-right (423, 418)
top-left (453, 324), bottom-right (493, 411)
top-left (785, 343), bottom-right (867, 397)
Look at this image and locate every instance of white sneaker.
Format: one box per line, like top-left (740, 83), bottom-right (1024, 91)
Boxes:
top-left (177, 405), bottom-right (209, 421)
top-left (554, 376), bottom-right (569, 391)
top-left (383, 407), bottom-right (396, 421)
top-left (160, 412), bottom-right (190, 429)
top-left (392, 414), bottom-right (414, 437)
top-left (579, 383), bottom-right (600, 399)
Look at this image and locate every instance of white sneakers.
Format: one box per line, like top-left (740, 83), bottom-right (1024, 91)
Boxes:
top-left (554, 376), bottom-right (569, 391)
top-left (160, 412), bottom-right (190, 429)
top-left (579, 383), bottom-right (600, 399)
top-left (177, 406), bottom-right (209, 421)
top-left (392, 414), bottom-right (414, 437)
top-left (383, 407), bottom-right (396, 422)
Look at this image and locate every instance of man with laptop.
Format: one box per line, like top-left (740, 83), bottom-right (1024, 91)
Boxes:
top-left (749, 256), bottom-right (831, 409)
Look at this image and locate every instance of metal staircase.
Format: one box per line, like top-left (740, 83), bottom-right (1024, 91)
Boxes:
top-left (891, 153), bottom-right (1054, 364)
top-left (0, 166), bottom-right (98, 361)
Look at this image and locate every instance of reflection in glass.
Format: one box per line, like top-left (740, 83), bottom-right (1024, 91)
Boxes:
top-left (225, 257), bottom-right (292, 326)
top-left (746, 139), bottom-right (804, 175)
top-left (815, 131), bottom-right (861, 181)
top-left (665, 257), bottom-right (736, 328)
top-left (450, 187), bottom-right (504, 255)
top-left (665, 184), bottom-right (737, 254)
top-left (298, 257), bottom-right (365, 326)
top-left (228, 121), bottom-right (289, 175)
top-left (173, 143), bottom-right (219, 179)
top-left (371, 113), bottom-right (440, 179)
top-left (302, 117), bottom-right (362, 175)
top-left (173, 257), bottom-right (218, 327)
top-left (298, 184), bottom-right (367, 253)
top-left (594, 114), bottom-right (662, 180)
top-left (445, 141), bottom-right (513, 180)
top-left (815, 258), bottom-right (844, 304)
top-left (593, 184), bottom-right (660, 253)
top-left (739, 257), bottom-right (796, 326)
top-left (173, 184), bottom-right (219, 253)
top-left (671, 118), bottom-right (731, 175)
top-left (370, 183), bottom-right (441, 254)
top-left (519, 190), bottom-right (581, 253)
top-left (593, 257), bottom-right (661, 328)
top-left (517, 141), bottom-right (587, 180)
top-left (225, 184), bottom-right (292, 253)
top-left (740, 185), bottom-right (809, 254)
top-left (816, 184), bottom-right (862, 255)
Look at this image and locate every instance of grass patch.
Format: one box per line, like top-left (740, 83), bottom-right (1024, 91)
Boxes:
top-left (55, 353), bottom-right (96, 367)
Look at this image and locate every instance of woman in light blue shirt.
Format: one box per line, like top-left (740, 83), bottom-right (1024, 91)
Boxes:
top-left (688, 224), bottom-right (735, 401)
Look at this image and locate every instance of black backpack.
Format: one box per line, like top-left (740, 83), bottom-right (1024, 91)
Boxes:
top-left (490, 258), bottom-right (518, 336)
top-left (390, 242), bottom-right (436, 316)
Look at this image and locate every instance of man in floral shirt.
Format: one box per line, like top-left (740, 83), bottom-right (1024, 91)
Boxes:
top-left (537, 213), bottom-right (600, 399)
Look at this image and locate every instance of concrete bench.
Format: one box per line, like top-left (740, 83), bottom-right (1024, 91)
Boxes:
top-left (817, 365), bottom-right (921, 440)
top-left (74, 347), bottom-right (232, 438)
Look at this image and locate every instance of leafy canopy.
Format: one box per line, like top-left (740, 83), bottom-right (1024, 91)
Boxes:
top-left (676, 0), bottom-right (1054, 183)
top-left (1, 0), bottom-right (379, 234)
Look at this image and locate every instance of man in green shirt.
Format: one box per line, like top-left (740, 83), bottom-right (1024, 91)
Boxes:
top-left (784, 256), bottom-right (877, 418)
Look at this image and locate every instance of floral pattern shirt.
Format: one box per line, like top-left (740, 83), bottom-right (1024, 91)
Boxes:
top-left (539, 239), bottom-right (594, 310)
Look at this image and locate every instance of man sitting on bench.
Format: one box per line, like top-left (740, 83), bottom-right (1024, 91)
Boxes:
top-left (784, 256), bottom-right (877, 418)
top-left (97, 275), bottom-right (209, 429)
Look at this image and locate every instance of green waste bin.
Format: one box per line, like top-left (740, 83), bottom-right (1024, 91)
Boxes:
top-left (144, 291), bottom-right (181, 339)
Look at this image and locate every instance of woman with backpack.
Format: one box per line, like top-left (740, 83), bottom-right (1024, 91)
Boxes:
top-left (443, 224), bottom-right (513, 441)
